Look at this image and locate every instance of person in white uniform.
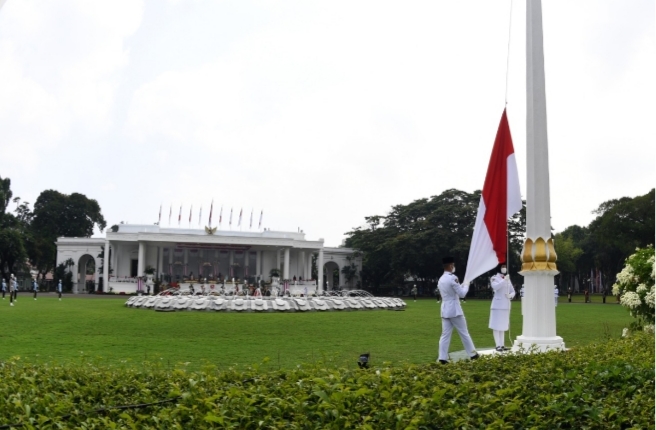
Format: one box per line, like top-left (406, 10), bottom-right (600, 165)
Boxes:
top-left (9, 274), bottom-right (16, 306)
top-left (437, 257), bottom-right (479, 364)
top-left (489, 263), bottom-right (515, 352)
top-left (554, 285), bottom-right (559, 307)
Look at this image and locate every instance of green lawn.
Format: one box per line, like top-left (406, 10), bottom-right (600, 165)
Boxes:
top-left (0, 294), bottom-right (632, 370)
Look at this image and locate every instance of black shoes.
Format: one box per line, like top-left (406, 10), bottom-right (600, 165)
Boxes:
top-left (495, 346), bottom-right (511, 352)
top-left (470, 353), bottom-right (479, 360)
top-left (438, 359), bottom-right (448, 365)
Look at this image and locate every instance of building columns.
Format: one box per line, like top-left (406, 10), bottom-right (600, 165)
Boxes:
top-left (157, 246), bottom-right (164, 280)
top-left (256, 250), bottom-right (262, 279)
top-left (103, 240), bottom-right (110, 292)
top-left (283, 248), bottom-right (290, 280)
top-left (317, 249), bottom-right (324, 293)
top-left (137, 242), bottom-right (145, 276)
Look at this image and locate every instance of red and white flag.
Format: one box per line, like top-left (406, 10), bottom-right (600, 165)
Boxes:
top-left (229, 208), bottom-right (233, 227)
top-left (238, 208), bottom-right (243, 227)
top-left (464, 109), bottom-right (522, 285)
top-left (258, 210), bottom-right (263, 229)
top-left (209, 200), bottom-right (214, 226)
top-left (249, 209), bottom-right (253, 229)
top-left (178, 205), bottom-right (182, 225)
top-left (219, 206), bottom-right (223, 227)
top-left (189, 205), bottom-right (193, 225)
top-left (158, 204), bottom-right (162, 225)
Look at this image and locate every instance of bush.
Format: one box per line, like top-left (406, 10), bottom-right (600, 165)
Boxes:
top-left (0, 334), bottom-right (653, 429)
top-left (613, 245), bottom-right (655, 331)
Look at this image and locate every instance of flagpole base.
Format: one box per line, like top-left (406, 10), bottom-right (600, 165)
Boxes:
top-left (512, 335), bottom-right (565, 353)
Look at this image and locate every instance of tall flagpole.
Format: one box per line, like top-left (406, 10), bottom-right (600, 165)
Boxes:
top-left (514, 0), bottom-right (564, 352)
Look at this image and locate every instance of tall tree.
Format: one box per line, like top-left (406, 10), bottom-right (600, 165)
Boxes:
top-left (345, 189), bottom-right (526, 291)
top-left (0, 175), bottom-right (26, 281)
top-left (30, 190), bottom-right (107, 280)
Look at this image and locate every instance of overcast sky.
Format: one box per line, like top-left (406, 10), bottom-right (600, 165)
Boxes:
top-left (0, 0), bottom-right (653, 246)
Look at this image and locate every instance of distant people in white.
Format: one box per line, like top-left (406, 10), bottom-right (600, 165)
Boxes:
top-left (489, 264), bottom-right (515, 352)
top-left (437, 257), bottom-right (478, 364)
top-left (554, 285), bottom-right (559, 307)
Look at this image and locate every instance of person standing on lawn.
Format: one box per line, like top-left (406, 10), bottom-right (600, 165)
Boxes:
top-left (489, 263), bottom-right (515, 352)
top-left (9, 274), bottom-right (17, 306)
top-left (437, 257), bottom-right (479, 364)
top-left (33, 277), bottom-right (38, 300)
top-left (411, 285), bottom-right (418, 302)
top-left (57, 280), bottom-right (63, 300)
top-left (1, 277), bottom-right (6, 299)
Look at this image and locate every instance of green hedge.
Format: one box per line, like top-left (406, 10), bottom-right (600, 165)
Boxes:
top-left (1, 333), bottom-right (653, 429)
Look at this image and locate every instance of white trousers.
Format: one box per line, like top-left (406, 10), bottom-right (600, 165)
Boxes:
top-left (493, 329), bottom-right (505, 347)
top-left (439, 315), bottom-right (476, 361)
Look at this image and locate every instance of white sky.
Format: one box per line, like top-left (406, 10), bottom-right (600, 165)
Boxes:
top-left (0, 0), bottom-right (654, 246)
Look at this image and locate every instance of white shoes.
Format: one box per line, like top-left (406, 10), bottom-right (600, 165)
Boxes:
top-left (10, 303), bottom-right (14, 306)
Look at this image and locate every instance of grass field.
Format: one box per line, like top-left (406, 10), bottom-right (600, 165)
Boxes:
top-left (0, 294), bottom-right (632, 370)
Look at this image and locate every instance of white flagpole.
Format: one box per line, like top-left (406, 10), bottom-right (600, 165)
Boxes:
top-left (169, 204), bottom-right (172, 226)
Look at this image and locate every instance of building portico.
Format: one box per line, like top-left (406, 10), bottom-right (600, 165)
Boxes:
top-left (56, 224), bottom-right (361, 294)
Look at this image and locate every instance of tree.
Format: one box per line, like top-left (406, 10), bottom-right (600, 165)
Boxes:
top-left (554, 234), bottom-right (584, 289)
top-left (340, 253), bottom-right (360, 288)
top-left (0, 228), bottom-right (27, 282)
top-left (345, 189), bottom-right (526, 292)
top-left (0, 175), bottom-right (26, 281)
top-left (30, 190), bottom-right (107, 281)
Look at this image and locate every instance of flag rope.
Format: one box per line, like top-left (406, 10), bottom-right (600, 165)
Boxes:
top-left (504, 0), bottom-right (514, 106)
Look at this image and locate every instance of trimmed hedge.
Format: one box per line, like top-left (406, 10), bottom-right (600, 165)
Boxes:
top-left (0, 333), bottom-right (653, 429)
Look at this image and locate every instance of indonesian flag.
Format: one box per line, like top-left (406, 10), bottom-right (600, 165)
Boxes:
top-left (209, 200), bottom-right (213, 226)
top-left (178, 205), bottom-right (182, 225)
top-left (219, 206), bottom-right (223, 226)
top-left (249, 209), bottom-right (253, 229)
top-left (464, 109), bottom-right (522, 285)
top-left (158, 204), bottom-right (162, 225)
top-left (238, 208), bottom-right (243, 227)
top-left (189, 205), bottom-right (193, 225)
top-left (258, 210), bottom-right (263, 229)
top-left (229, 208), bottom-right (233, 227)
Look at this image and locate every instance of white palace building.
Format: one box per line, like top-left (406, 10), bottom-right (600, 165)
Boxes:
top-left (55, 224), bottom-right (361, 294)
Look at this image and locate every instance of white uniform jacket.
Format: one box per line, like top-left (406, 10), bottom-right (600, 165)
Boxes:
top-left (438, 271), bottom-right (469, 318)
top-left (490, 274), bottom-right (514, 310)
